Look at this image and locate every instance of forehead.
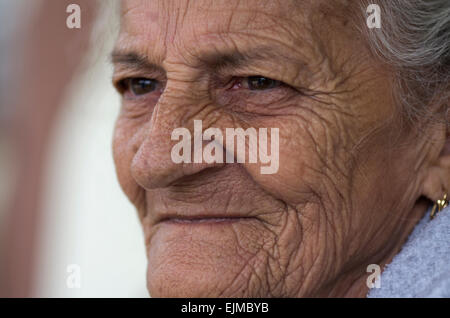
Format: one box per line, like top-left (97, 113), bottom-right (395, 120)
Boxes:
top-left (118, 0), bottom-right (332, 60)
top-left (116, 0), bottom-right (358, 76)
top-left (120, 0), bottom-right (304, 34)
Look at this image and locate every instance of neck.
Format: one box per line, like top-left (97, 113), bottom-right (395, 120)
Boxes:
top-left (315, 199), bottom-right (429, 298)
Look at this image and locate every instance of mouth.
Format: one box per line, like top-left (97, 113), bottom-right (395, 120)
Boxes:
top-left (157, 215), bottom-right (257, 225)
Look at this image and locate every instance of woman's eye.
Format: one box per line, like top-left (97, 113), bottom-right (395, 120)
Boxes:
top-left (247, 76), bottom-right (281, 90)
top-left (123, 78), bottom-right (158, 96)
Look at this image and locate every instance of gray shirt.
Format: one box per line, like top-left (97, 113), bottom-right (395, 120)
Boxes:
top-left (368, 205), bottom-right (450, 297)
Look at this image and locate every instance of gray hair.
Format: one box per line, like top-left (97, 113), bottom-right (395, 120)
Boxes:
top-left (361, 0), bottom-right (450, 127)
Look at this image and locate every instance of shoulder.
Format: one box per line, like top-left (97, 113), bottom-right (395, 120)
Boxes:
top-left (368, 206), bottom-right (450, 298)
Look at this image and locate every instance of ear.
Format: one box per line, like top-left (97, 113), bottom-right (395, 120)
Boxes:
top-left (422, 127), bottom-right (450, 202)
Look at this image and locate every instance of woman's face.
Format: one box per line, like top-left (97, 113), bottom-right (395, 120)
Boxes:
top-left (112, 0), bottom-right (436, 297)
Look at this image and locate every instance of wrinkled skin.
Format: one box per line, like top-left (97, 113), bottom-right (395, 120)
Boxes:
top-left (112, 0), bottom-right (450, 297)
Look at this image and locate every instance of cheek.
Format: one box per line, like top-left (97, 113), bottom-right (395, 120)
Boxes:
top-left (244, 112), bottom-right (346, 207)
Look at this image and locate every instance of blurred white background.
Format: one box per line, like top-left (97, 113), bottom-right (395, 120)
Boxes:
top-left (33, 46), bottom-right (148, 298)
top-left (34, 4), bottom-right (148, 297)
top-left (0, 0), bottom-right (148, 297)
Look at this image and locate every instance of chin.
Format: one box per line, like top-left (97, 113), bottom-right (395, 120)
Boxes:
top-left (145, 220), bottom-right (271, 298)
top-left (147, 264), bottom-right (239, 298)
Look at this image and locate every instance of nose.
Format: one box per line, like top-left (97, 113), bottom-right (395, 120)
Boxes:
top-left (130, 83), bottom-right (221, 190)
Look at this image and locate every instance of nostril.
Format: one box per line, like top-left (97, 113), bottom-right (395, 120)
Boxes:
top-left (130, 147), bottom-right (225, 190)
top-left (130, 151), bottom-right (177, 190)
top-left (129, 118), bottom-right (228, 190)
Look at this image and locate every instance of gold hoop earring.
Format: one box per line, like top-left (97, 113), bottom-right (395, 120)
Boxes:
top-left (430, 193), bottom-right (449, 220)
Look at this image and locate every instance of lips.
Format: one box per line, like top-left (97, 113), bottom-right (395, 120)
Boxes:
top-left (155, 214), bottom-right (257, 225)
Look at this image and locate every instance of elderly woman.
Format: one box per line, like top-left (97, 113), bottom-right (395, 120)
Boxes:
top-left (111, 0), bottom-right (450, 297)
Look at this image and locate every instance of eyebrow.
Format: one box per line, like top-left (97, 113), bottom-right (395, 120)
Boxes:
top-left (110, 51), bottom-right (163, 72)
top-left (199, 46), bottom-right (282, 70)
top-left (111, 45), bottom-right (301, 73)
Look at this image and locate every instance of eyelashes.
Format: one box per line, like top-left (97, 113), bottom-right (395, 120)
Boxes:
top-left (118, 78), bottom-right (161, 97)
top-left (116, 75), bottom-right (286, 99)
top-left (233, 76), bottom-right (282, 91)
